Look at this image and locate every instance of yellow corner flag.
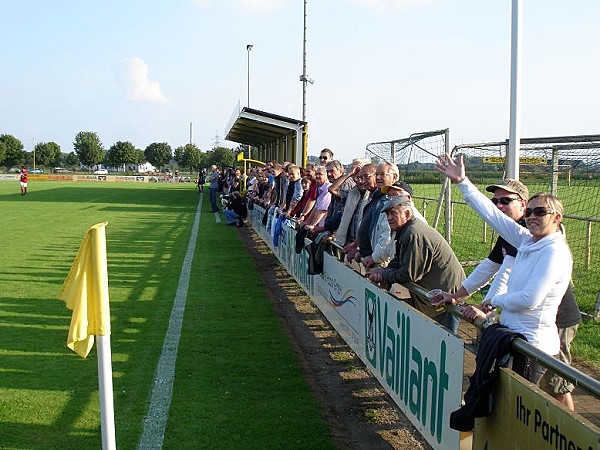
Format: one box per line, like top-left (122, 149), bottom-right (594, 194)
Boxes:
top-left (59, 222), bottom-right (111, 357)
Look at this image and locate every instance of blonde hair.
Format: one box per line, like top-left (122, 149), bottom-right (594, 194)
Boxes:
top-left (529, 192), bottom-right (566, 236)
top-left (529, 192), bottom-right (564, 216)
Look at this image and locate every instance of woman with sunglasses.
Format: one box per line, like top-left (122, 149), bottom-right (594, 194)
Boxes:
top-left (434, 153), bottom-right (572, 384)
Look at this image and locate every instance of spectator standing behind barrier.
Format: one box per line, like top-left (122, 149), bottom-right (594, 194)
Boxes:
top-left (302, 166), bottom-right (332, 230)
top-left (362, 181), bottom-right (427, 270)
top-left (368, 196), bottom-right (465, 333)
top-left (246, 168), bottom-right (259, 196)
top-left (19, 166), bottom-right (28, 196)
top-left (312, 160), bottom-right (355, 237)
top-left (208, 165), bottom-right (220, 213)
top-left (354, 162), bottom-right (399, 266)
top-left (223, 191), bottom-right (247, 227)
top-left (331, 161), bottom-right (372, 250)
top-left (318, 148), bottom-right (334, 166)
top-left (433, 177), bottom-right (581, 410)
top-left (290, 177), bottom-right (312, 218)
top-left (296, 163), bottom-right (317, 224)
top-left (282, 165), bottom-right (303, 217)
top-left (434, 153), bottom-right (572, 386)
top-left (342, 163), bottom-right (380, 264)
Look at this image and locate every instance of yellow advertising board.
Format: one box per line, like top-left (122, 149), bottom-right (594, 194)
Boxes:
top-left (482, 157), bottom-right (547, 165)
top-left (473, 369), bottom-right (599, 450)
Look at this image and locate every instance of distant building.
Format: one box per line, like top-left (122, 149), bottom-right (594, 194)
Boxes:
top-left (134, 162), bottom-right (156, 173)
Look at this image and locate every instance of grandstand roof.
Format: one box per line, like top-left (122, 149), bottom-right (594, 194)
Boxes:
top-left (225, 106), bottom-right (305, 148)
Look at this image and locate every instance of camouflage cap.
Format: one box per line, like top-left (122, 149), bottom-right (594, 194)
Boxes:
top-left (485, 179), bottom-right (529, 200)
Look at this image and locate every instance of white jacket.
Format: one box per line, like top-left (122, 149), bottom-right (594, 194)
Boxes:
top-left (458, 178), bottom-right (572, 355)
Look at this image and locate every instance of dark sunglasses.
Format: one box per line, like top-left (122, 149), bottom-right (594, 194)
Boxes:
top-left (491, 196), bottom-right (520, 205)
top-left (318, 156), bottom-right (329, 160)
top-left (525, 207), bottom-right (555, 218)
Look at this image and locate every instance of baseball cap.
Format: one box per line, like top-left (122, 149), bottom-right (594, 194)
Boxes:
top-left (485, 179), bottom-right (529, 200)
top-left (381, 180), bottom-right (414, 196)
top-left (382, 195), bottom-right (412, 213)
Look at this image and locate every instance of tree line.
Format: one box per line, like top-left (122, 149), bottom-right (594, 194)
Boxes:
top-left (0, 131), bottom-right (237, 172)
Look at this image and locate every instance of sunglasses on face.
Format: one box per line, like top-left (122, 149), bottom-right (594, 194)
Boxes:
top-left (491, 196), bottom-right (519, 205)
top-left (319, 156), bottom-right (329, 160)
top-left (525, 207), bottom-right (555, 218)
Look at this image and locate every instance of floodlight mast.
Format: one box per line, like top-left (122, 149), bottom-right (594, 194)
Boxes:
top-left (247, 44), bottom-right (253, 107)
top-left (300, 0), bottom-right (315, 122)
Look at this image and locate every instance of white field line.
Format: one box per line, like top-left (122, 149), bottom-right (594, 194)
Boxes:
top-left (137, 194), bottom-right (203, 449)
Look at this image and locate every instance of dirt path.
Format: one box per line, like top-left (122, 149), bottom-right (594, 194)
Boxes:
top-left (240, 227), bottom-right (432, 449)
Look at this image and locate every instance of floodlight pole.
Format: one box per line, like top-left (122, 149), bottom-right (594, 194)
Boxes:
top-left (507, 0), bottom-right (523, 179)
top-left (301, 0), bottom-right (308, 122)
top-left (246, 44), bottom-right (253, 107)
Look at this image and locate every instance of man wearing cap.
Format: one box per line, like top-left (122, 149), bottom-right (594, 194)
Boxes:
top-left (432, 178), bottom-right (581, 410)
top-left (368, 195), bottom-right (465, 333)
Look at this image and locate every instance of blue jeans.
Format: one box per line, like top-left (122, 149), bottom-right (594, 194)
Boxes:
top-left (209, 188), bottom-right (218, 212)
top-left (223, 209), bottom-right (242, 224)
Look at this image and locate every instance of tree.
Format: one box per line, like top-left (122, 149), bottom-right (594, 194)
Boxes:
top-left (133, 149), bottom-right (145, 165)
top-left (54, 152), bottom-right (68, 168)
top-left (74, 131), bottom-right (105, 169)
top-left (206, 146), bottom-right (235, 168)
top-left (174, 143), bottom-right (202, 171)
top-left (0, 134), bottom-right (25, 168)
top-left (106, 141), bottom-right (138, 171)
top-left (144, 142), bottom-right (172, 171)
top-left (66, 152), bottom-right (80, 169)
top-left (34, 142), bottom-right (61, 167)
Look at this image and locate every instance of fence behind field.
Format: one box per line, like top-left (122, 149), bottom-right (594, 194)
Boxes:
top-left (366, 131), bottom-right (600, 313)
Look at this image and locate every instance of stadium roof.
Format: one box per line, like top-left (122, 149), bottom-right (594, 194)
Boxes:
top-left (224, 104), bottom-right (307, 165)
top-left (225, 106), bottom-right (306, 148)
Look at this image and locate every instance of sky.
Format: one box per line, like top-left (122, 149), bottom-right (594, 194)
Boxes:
top-left (2, 0), bottom-right (599, 164)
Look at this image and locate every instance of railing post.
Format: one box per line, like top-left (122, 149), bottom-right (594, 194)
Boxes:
top-left (586, 219), bottom-right (592, 270)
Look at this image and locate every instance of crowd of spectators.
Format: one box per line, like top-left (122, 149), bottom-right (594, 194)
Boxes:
top-left (235, 147), bottom-right (579, 416)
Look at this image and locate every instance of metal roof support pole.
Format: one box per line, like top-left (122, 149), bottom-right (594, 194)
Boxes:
top-left (295, 124), bottom-right (305, 166)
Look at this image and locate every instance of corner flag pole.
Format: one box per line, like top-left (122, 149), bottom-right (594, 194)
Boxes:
top-left (97, 335), bottom-right (116, 450)
top-left (59, 222), bottom-right (116, 450)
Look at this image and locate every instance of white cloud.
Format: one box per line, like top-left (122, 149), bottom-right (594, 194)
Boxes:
top-left (124, 57), bottom-right (169, 103)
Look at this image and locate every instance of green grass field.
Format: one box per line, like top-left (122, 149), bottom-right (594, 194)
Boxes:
top-left (0, 181), bottom-right (333, 449)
